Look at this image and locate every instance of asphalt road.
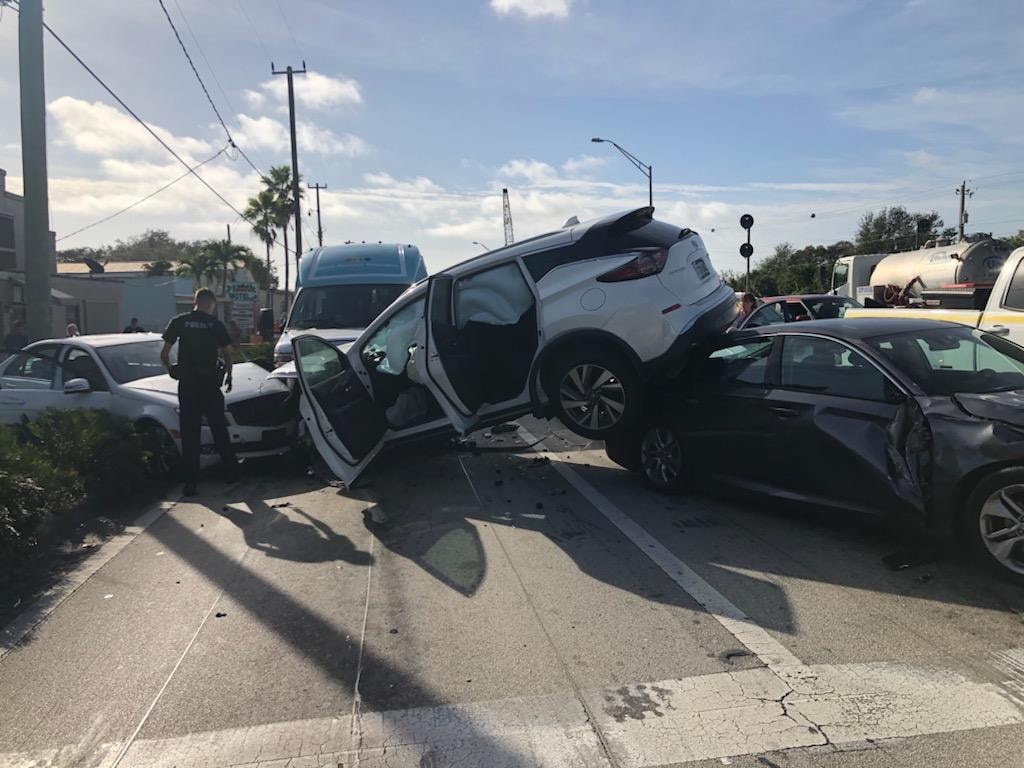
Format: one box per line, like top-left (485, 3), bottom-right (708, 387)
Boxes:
top-left (1, 417), bottom-right (1023, 768)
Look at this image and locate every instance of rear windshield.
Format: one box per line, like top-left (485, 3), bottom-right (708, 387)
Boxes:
top-left (287, 284), bottom-right (409, 330)
top-left (866, 326), bottom-right (1024, 395)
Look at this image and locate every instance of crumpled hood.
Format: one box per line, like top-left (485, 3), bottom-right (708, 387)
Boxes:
top-left (275, 328), bottom-right (363, 356)
top-left (123, 362), bottom-right (288, 402)
top-left (953, 390), bottom-right (1024, 428)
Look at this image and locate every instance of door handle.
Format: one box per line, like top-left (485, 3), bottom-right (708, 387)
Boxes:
top-left (989, 325), bottom-right (1011, 336)
top-left (769, 406), bottom-right (799, 419)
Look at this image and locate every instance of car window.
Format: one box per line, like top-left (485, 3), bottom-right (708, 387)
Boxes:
top-left (783, 302), bottom-right (808, 322)
top-left (780, 336), bottom-right (890, 401)
top-left (1003, 259), bottom-right (1024, 311)
top-left (704, 340), bottom-right (773, 387)
top-left (361, 298), bottom-right (425, 376)
top-left (806, 298), bottom-right (858, 319)
top-left (0, 346), bottom-right (60, 390)
top-left (868, 326), bottom-right (1024, 395)
top-left (745, 304), bottom-right (784, 328)
top-left (64, 348), bottom-right (109, 392)
top-left (296, 339), bottom-right (345, 388)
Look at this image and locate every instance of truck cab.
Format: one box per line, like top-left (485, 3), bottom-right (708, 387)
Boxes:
top-left (830, 253), bottom-right (886, 302)
top-left (274, 243), bottom-right (428, 366)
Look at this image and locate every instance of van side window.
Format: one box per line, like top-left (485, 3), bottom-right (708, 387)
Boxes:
top-left (1003, 260), bottom-right (1024, 311)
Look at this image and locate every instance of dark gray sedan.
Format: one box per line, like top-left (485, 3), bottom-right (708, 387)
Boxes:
top-left (606, 318), bottom-right (1024, 582)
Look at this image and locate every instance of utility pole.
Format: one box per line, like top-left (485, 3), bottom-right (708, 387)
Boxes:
top-left (308, 182), bottom-right (326, 247)
top-left (956, 180), bottom-right (973, 242)
top-left (226, 223), bottom-right (231, 244)
top-left (272, 61), bottom-right (306, 261)
top-left (19, 0), bottom-right (52, 341)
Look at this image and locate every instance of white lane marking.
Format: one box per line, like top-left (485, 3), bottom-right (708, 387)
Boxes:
top-left (517, 427), bottom-right (803, 672)
top-left (0, 497), bottom-right (177, 661)
top-left (348, 530), bottom-right (377, 767)
top-left (6, 662), bottom-right (1021, 768)
top-left (992, 648), bottom-right (1024, 705)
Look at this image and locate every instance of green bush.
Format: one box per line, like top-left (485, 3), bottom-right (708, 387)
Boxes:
top-left (0, 426), bottom-right (82, 564)
top-left (17, 409), bottom-right (149, 498)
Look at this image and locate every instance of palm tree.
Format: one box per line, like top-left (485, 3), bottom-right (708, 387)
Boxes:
top-left (244, 189), bottom-right (279, 308)
top-left (142, 259), bottom-right (174, 277)
top-left (204, 240), bottom-right (252, 295)
top-left (261, 165), bottom-right (303, 312)
top-left (175, 250), bottom-right (215, 288)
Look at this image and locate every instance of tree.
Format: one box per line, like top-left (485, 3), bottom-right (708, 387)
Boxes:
top-left (261, 165), bottom-right (303, 311)
top-left (244, 189), bottom-right (279, 307)
top-left (142, 259), bottom-right (175, 277)
top-left (245, 252), bottom-right (277, 292)
top-left (855, 207), bottom-right (943, 254)
top-left (1004, 230), bottom-right (1024, 249)
top-left (175, 250), bottom-right (215, 287)
top-left (726, 240), bottom-right (854, 296)
top-left (204, 240), bottom-right (253, 294)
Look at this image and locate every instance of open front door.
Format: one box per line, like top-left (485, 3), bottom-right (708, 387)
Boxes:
top-left (292, 335), bottom-right (387, 487)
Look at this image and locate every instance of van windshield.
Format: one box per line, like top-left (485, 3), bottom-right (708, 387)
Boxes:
top-left (288, 284), bottom-right (409, 330)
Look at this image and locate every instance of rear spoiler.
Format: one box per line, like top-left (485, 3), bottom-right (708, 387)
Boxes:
top-left (608, 206), bottom-right (655, 235)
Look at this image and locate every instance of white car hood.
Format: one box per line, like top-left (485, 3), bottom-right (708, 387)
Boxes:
top-left (276, 327), bottom-right (363, 355)
top-left (123, 362), bottom-right (289, 401)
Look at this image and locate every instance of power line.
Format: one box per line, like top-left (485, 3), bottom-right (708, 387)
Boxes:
top-left (57, 146), bottom-right (228, 243)
top-left (234, 0), bottom-right (273, 64)
top-left (169, 0), bottom-right (239, 122)
top-left (273, 0), bottom-right (305, 62)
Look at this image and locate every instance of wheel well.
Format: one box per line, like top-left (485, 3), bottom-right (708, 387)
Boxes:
top-left (135, 418), bottom-right (176, 443)
top-left (532, 331), bottom-right (643, 404)
top-left (943, 461), bottom-right (1023, 531)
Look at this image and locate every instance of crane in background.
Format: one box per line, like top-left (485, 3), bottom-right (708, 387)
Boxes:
top-left (502, 187), bottom-right (515, 246)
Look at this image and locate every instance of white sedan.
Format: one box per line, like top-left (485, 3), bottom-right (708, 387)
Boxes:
top-left (0, 333), bottom-right (296, 474)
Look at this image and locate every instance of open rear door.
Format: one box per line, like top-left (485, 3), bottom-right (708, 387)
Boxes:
top-left (292, 335), bottom-right (387, 487)
top-left (422, 275), bottom-right (478, 434)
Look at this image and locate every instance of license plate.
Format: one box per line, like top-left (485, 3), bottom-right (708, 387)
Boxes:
top-left (693, 258), bottom-right (710, 279)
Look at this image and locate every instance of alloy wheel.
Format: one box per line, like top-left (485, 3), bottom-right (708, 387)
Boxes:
top-left (558, 363), bottom-right (626, 432)
top-left (640, 426), bottom-right (683, 488)
top-left (978, 484), bottom-right (1024, 576)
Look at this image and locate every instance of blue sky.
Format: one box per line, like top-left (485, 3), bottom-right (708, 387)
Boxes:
top-left (1, 0), bottom-right (1022, 283)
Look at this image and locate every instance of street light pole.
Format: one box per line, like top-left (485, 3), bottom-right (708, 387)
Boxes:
top-left (472, 241), bottom-right (490, 251)
top-left (272, 61), bottom-right (307, 259)
top-left (591, 137), bottom-right (652, 207)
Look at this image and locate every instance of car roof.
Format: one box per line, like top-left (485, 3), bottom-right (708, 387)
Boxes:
top-left (298, 242), bottom-right (427, 287)
top-left (735, 317), bottom-right (965, 340)
top-left (29, 333), bottom-right (165, 348)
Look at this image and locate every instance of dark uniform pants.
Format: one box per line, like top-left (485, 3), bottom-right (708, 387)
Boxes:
top-left (178, 370), bottom-right (236, 484)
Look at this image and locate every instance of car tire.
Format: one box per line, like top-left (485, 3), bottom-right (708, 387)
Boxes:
top-left (544, 346), bottom-right (643, 440)
top-left (963, 467), bottom-right (1024, 583)
top-left (138, 420), bottom-right (181, 480)
top-left (638, 423), bottom-right (689, 494)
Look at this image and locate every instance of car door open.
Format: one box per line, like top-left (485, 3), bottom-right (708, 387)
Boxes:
top-left (424, 263), bottom-right (539, 432)
top-left (293, 334), bottom-right (388, 487)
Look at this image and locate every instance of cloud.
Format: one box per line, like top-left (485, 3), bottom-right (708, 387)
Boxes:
top-left (233, 113), bottom-right (368, 157)
top-left (562, 155), bottom-right (608, 175)
top-left (48, 96), bottom-right (213, 159)
top-left (243, 89), bottom-right (266, 109)
top-left (490, 0), bottom-right (571, 19)
top-left (259, 71), bottom-right (362, 111)
top-left (363, 172), bottom-right (441, 193)
top-left (498, 159), bottom-right (557, 183)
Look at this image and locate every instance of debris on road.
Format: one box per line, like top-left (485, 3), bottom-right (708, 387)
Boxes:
top-left (215, 612), bottom-right (227, 618)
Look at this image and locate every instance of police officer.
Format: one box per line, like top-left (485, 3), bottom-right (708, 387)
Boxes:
top-left (160, 288), bottom-right (238, 496)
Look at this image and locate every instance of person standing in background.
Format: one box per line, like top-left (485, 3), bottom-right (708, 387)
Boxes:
top-left (66, 323), bottom-right (81, 337)
top-left (123, 317), bottom-right (146, 333)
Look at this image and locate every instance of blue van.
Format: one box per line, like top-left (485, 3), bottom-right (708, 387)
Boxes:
top-left (273, 243), bottom-right (428, 365)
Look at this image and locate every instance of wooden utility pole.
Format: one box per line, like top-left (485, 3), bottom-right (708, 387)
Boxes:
top-left (956, 181), bottom-right (973, 242)
top-left (308, 182), bottom-right (326, 248)
top-left (19, 0), bottom-right (52, 341)
top-left (271, 62), bottom-right (306, 263)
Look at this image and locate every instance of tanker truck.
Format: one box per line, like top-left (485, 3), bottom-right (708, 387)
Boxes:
top-left (831, 237), bottom-right (1011, 308)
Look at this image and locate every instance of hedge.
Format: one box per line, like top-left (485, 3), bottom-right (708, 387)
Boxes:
top-left (0, 409), bottom-right (150, 568)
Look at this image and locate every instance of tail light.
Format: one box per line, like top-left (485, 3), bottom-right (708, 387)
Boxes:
top-left (597, 248), bottom-right (668, 282)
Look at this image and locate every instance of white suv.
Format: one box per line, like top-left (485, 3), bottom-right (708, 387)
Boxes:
top-left (290, 207), bottom-right (736, 486)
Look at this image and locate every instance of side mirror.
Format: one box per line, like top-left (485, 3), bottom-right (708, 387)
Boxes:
top-left (64, 377), bottom-right (91, 394)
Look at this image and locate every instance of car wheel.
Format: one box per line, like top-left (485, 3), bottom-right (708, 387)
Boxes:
top-left (964, 468), bottom-right (1024, 583)
top-left (138, 421), bottom-right (181, 480)
top-left (639, 424), bottom-right (687, 493)
top-left (546, 347), bottom-right (642, 440)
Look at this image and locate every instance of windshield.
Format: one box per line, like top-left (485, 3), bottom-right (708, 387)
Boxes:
top-left (287, 284), bottom-right (409, 330)
top-left (866, 326), bottom-right (1024, 395)
top-left (96, 340), bottom-right (173, 383)
top-left (832, 261), bottom-right (849, 290)
top-left (807, 297), bottom-right (860, 319)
